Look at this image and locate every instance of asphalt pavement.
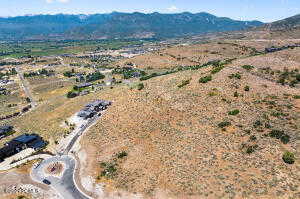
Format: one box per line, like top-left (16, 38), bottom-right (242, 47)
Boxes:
top-left (29, 101), bottom-right (110, 199)
top-left (31, 155), bottom-right (90, 199)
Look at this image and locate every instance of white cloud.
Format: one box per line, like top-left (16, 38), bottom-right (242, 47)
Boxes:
top-left (167, 5), bottom-right (178, 12)
top-left (46, 0), bottom-right (70, 3)
top-left (57, 0), bottom-right (70, 3)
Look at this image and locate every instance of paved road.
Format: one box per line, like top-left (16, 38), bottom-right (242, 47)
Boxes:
top-left (31, 155), bottom-right (90, 199)
top-left (0, 153), bottom-right (52, 171)
top-left (63, 114), bottom-right (99, 155)
top-left (29, 102), bottom-right (110, 198)
top-left (16, 67), bottom-right (37, 108)
top-left (30, 110), bottom-right (107, 198)
top-left (57, 56), bottom-right (68, 67)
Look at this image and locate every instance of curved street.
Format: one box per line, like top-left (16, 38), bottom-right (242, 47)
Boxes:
top-left (31, 155), bottom-right (90, 199)
top-left (29, 102), bottom-right (110, 198)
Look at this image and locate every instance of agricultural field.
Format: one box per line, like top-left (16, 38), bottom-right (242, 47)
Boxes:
top-left (0, 39), bottom-right (146, 59)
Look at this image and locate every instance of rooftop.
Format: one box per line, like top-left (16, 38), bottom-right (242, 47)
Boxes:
top-left (77, 83), bottom-right (92, 88)
top-left (0, 125), bottom-right (13, 134)
top-left (12, 134), bottom-right (38, 144)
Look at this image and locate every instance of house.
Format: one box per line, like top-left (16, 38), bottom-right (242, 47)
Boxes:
top-left (86, 100), bottom-right (111, 111)
top-left (75, 74), bottom-right (85, 82)
top-left (77, 99), bottom-right (112, 120)
top-left (77, 110), bottom-right (95, 119)
top-left (100, 100), bottom-right (112, 107)
top-left (0, 125), bottom-right (13, 139)
top-left (132, 71), bottom-right (142, 78)
top-left (105, 78), bottom-right (116, 86)
top-left (0, 134), bottom-right (46, 162)
top-left (76, 83), bottom-right (92, 89)
top-left (265, 47), bottom-right (283, 53)
top-left (265, 44), bottom-right (300, 53)
top-left (0, 79), bottom-right (14, 86)
top-left (77, 100), bottom-right (112, 120)
top-left (79, 90), bottom-right (90, 96)
top-left (86, 100), bottom-right (103, 108)
top-left (7, 134), bottom-right (46, 150)
top-left (0, 87), bottom-right (9, 95)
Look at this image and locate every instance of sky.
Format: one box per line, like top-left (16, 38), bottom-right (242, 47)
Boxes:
top-left (1, 0), bottom-right (300, 22)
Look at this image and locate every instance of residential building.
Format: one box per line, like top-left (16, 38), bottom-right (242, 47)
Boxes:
top-left (0, 134), bottom-right (46, 162)
top-left (0, 125), bottom-right (13, 139)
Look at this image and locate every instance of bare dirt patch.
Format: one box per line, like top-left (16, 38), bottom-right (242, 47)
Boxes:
top-left (45, 162), bottom-right (64, 177)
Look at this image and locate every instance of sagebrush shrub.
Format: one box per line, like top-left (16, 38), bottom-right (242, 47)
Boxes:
top-left (199, 75), bottom-right (212, 83)
top-left (282, 151), bottom-right (295, 164)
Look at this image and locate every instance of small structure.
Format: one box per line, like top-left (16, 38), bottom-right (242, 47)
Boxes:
top-left (0, 125), bottom-right (13, 139)
top-left (76, 83), bottom-right (92, 89)
top-left (132, 71), bottom-right (142, 78)
top-left (0, 79), bottom-right (14, 86)
top-left (265, 47), bottom-right (283, 53)
top-left (0, 87), bottom-right (10, 95)
top-left (265, 44), bottom-right (300, 53)
top-left (75, 74), bottom-right (85, 82)
top-left (105, 78), bottom-right (116, 86)
top-left (77, 110), bottom-right (95, 119)
top-left (79, 90), bottom-right (90, 96)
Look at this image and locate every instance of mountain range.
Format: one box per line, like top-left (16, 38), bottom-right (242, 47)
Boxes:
top-left (0, 12), bottom-right (263, 41)
top-left (265, 14), bottom-right (300, 30)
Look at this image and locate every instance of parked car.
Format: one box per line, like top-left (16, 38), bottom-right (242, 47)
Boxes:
top-left (42, 179), bottom-right (51, 185)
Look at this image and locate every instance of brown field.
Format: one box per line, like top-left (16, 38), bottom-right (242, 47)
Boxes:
top-left (80, 50), bottom-right (300, 198)
top-left (115, 42), bottom-right (256, 69)
top-left (0, 85), bottom-right (115, 151)
top-left (30, 77), bottom-right (74, 102)
top-left (238, 27), bottom-right (300, 40)
top-left (231, 39), bottom-right (300, 51)
top-left (0, 83), bottom-right (27, 116)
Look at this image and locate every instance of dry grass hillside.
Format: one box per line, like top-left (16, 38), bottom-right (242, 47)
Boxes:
top-left (115, 39), bottom-right (300, 71)
top-left (241, 29), bottom-right (300, 40)
top-left (0, 83), bottom-right (27, 116)
top-left (81, 48), bottom-right (300, 198)
top-left (115, 42), bottom-right (257, 69)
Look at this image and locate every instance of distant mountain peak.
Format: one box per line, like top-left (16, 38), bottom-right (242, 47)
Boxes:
top-left (266, 14), bottom-right (300, 30)
top-left (0, 12), bottom-right (264, 41)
